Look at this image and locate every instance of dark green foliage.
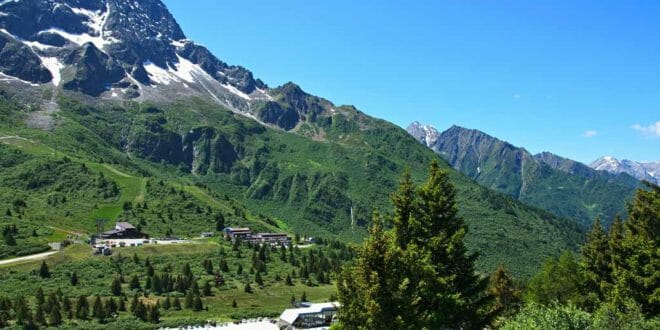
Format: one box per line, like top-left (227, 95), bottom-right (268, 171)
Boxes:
top-left (162, 296), bottom-right (171, 310)
top-left (202, 281), bottom-right (213, 296)
top-left (129, 274), bottom-right (141, 290)
top-left (148, 304), bottom-right (160, 323)
top-left (172, 297), bottom-right (182, 311)
top-left (610, 184), bottom-right (659, 316)
top-left (48, 303), bottom-right (62, 326)
top-left (338, 161), bottom-right (491, 329)
top-left (110, 277), bottom-right (122, 296)
top-left (14, 296), bottom-right (30, 325)
top-left (133, 301), bottom-right (147, 321)
top-left (34, 303), bottom-right (46, 325)
top-left (192, 294), bottom-right (203, 312)
top-left (70, 272), bottom-right (79, 286)
top-left (581, 218), bottom-right (612, 310)
top-left (488, 265), bottom-right (522, 322)
top-left (525, 251), bottom-right (585, 306)
top-left (75, 295), bottom-right (89, 320)
top-left (92, 295), bottom-right (104, 320)
top-left (39, 260), bottom-right (51, 278)
top-left (244, 282), bottom-right (252, 294)
top-left (184, 291), bottom-right (193, 309)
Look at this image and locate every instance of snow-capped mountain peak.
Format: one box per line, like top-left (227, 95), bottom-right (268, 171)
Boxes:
top-left (590, 156), bottom-right (660, 185)
top-left (406, 121), bottom-right (440, 147)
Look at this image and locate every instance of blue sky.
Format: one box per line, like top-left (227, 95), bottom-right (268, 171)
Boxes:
top-left (162, 0), bottom-right (659, 163)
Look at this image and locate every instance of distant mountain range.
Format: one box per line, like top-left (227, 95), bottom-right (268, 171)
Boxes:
top-left (590, 156), bottom-right (659, 185)
top-left (407, 122), bottom-right (642, 226)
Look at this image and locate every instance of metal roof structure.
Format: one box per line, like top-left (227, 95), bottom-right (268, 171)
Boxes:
top-left (279, 302), bottom-right (340, 325)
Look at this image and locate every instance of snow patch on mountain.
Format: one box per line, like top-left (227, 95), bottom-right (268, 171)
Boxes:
top-left (39, 2), bottom-right (117, 50)
top-left (38, 56), bottom-right (64, 86)
top-left (591, 156), bottom-right (660, 184)
top-left (222, 82), bottom-right (251, 100)
top-left (406, 121), bottom-right (440, 147)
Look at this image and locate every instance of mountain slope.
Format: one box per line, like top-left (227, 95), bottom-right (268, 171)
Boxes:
top-left (408, 122), bottom-right (641, 226)
top-left (0, 0), bottom-right (585, 277)
top-left (591, 156), bottom-right (660, 185)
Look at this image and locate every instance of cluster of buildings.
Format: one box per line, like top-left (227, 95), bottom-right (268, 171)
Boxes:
top-left (223, 227), bottom-right (291, 245)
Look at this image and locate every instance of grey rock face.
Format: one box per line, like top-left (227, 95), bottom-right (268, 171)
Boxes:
top-left (0, 0), bottom-right (336, 131)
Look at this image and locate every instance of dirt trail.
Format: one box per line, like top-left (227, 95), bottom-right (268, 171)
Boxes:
top-left (0, 251), bottom-right (58, 266)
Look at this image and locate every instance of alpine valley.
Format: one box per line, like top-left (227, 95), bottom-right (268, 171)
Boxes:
top-left (0, 0), bottom-right (637, 328)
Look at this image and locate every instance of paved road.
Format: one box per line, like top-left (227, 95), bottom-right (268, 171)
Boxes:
top-left (0, 251), bottom-right (58, 266)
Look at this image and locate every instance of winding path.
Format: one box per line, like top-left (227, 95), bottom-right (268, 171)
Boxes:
top-left (0, 251), bottom-right (58, 266)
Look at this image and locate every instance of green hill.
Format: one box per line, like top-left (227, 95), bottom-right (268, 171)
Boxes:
top-left (0, 92), bottom-right (582, 277)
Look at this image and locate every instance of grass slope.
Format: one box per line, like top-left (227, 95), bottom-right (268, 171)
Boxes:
top-left (0, 93), bottom-right (583, 277)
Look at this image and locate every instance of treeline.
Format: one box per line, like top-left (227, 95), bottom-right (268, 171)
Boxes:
top-left (503, 183), bottom-right (659, 328)
top-left (335, 162), bottom-right (659, 329)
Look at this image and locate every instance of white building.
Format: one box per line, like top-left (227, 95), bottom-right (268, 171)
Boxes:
top-left (278, 302), bottom-right (339, 329)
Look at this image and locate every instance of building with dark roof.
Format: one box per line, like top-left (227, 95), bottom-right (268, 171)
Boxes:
top-left (100, 222), bottom-right (141, 239)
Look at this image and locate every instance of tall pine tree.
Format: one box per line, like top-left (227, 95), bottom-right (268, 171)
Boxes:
top-left (337, 161), bottom-right (491, 329)
top-left (581, 218), bottom-right (612, 310)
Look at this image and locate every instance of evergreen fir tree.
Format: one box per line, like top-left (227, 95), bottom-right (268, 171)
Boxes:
top-left (337, 212), bottom-right (408, 329)
top-left (35, 288), bottom-right (45, 307)
top-left (105, 298), bottom-right (117, 317)
top-left (62, 298), bottom-right (72, 317)
top-left (133, 302), bottom-right (147, 321)
top-left (162, 296), bottom-right (171, 310)
top-left (244, 282), bottom-right (252, 293)
top-left (192, 295), bottom-right (203, 311)
top-left (70, 272), bottom-right (79, 286)
top-left (611, 184), bottom-right (659, 316)
top-left (118, 296), bottom-right (126, 312)
top-left (184, 291), bottom-right (194, 309)
top-left (148, 304), bottom-right (160, 323)
top-left (173, 297), bottom-right (182, 311)
top-left (581, 218), bottom-right (612, 310)
top-left (391, 169), bottom-right (415, 249)
top-left (14, 296), bottom-right (31, 325)
top-left (255, 272), bottom-right (264, 286)
top-left (111, 277), bottom-right (123, 296)
top-left (130, 274), bottom-right (141, 290)
top-left (232, 299), bottom-right (237, 308)
top-left (75, 295), bottom-right (89, 320)
top-left (92, 295), bottom-right (104, 320)
top-left (286, 274), bottom-right (293, 286)
top-left (487, 265), bottom-right (521, 320)
top-left (129, 294), bottom-right (138, 313)
top-left (34, 303), bottom-right (46, 325)
top-left (338, 161), bottom-right (492, 329)
top-left (39, 261), bottom-right (51, 278)
top-left (202, 281), bottom-right (213, 296)
top-left (215, 213), bottom-right (225, 231)
top-left (49, 303), bottom-right (62, 326)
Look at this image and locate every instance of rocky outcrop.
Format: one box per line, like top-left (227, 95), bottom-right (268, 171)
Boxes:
top-left (0, 31), bottom-right (52, 83)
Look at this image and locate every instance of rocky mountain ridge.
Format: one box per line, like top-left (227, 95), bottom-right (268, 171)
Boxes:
top-left (406, 122), bottom-right (641, 226)
top-left (0, 0), bottom-right (336, 131)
